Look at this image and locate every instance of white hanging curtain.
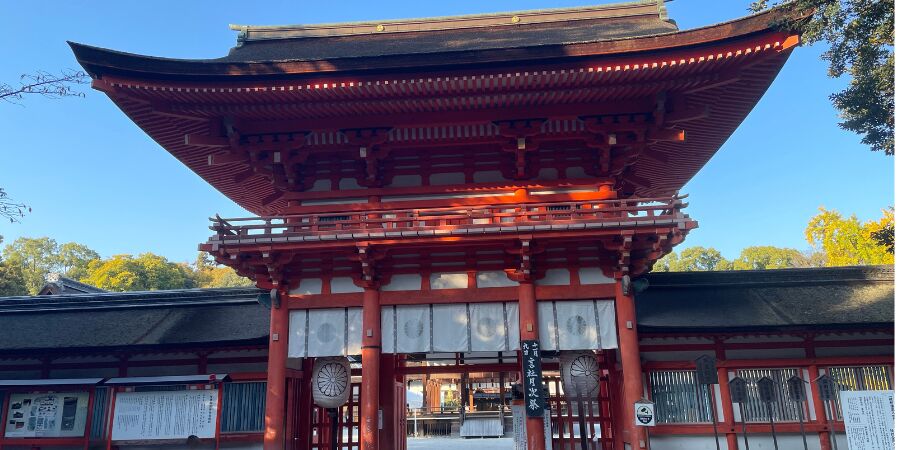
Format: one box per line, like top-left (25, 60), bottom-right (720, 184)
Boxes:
top-left (288, 300), bottom-right (618, 357)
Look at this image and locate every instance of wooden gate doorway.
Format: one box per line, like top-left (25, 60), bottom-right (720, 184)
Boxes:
top-left (400, 350), bottom-right (619, 450)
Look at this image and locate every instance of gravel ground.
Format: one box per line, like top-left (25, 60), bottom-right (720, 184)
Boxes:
top-left (407, 437), bottom-right (515, 450)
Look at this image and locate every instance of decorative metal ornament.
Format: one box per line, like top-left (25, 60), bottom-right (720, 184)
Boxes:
top-left (559, 351), bottom-right (601, 399)
top-left (311, 356), bottom-right (352, 408)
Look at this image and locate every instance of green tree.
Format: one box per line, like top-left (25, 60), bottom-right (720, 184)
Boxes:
top-left (751, 0), bottom-right (894, 154)
top-left (0, 236), bottom-right (28, 296)
top-left (805, 207), bottom-right (894, 266)
top-left (81, 253), bottom-right (196, 292)
top-left (2, 237), bottom-right (60, 294)
top-left (57, 242), bottom-right (100, 280)
top-left (732, 246), bottom-right (810, 270)
top-left (192, 252), bottom-right (254, 288)
top-left (653, 246), bottom-right (733, 272)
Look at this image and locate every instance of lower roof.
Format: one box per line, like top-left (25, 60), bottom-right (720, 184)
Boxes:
top-left (0, 266), bottom-right (892, 354)
top-left (638, 265), bottom-right (895, 333)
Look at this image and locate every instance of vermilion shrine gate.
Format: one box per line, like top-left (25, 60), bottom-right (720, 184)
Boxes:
top-left (71, 2), bottom-right (800, 449)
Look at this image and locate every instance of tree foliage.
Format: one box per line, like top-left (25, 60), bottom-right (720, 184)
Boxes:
top-left (0, 239), bottom-right (253, 295)
top-left (732, 246), bottom-right (815, 270)
top-left (0, 236), bottom-right (28, 296)
top-left (81, 253), bottom-right (196, 292)
top-left (805, 207), bottom-right (894, 266)
top-left (654, 246), bottom-right (733, 272)
top-left (2, 237), bottom-right (68, 294)
top-left (193, 252), bottom-right (254, 288)
top-left (751, 0), bottom-right (895, 154)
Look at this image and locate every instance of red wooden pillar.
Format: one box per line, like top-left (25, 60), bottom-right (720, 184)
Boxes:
top-left (614, 276), bottom-right (646, 449)
top-left (714, 340), bottom-right (739, 450)
top-left (518, 280), bottom-right (547, 450)
top-left (378, 354), bottom-right (397, 450)
top-left (361, 285), bottom-right (381, 450)
top-left (807, 364), bottom-right (832, 450)
top-left (264, 298), bottom-right (290, 450)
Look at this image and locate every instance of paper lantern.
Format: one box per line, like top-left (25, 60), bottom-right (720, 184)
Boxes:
top-left (311, 357), bottom-right (352, 408)
top-left (560, 351), bottom-right (601, 399)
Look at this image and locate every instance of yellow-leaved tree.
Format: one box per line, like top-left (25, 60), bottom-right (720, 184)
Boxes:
top-left (805, 207), bottom-right (894, 266)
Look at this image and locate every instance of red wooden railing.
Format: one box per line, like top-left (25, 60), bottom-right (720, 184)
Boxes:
top-left (208, 195), bottom-right (689, 244)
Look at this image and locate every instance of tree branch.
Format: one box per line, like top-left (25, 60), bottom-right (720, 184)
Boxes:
top-left (0, 69), bottom-right (89, 104)
top-left (0, 188), bottom-right (30, 223)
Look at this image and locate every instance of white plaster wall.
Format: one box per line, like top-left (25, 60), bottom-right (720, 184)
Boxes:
top-left (331, 276), bottom-right (363, 293)
top-left (382, 273), bottom-right (422, 291)
top-left (290, 278), bottom-right (323, 295)
top-left (815, 345), bottom-right (894, 357)
top-left (473, 170), bottom-right (507, 182)
top-left (126, 365), bottom-right (199, 377)
top-left (725, 348), bottom-right (806, 360)
top-left (388, 174), bottom-right (422, 187)
top-left (430, 272), bottom-right (469, 289)
top-left (429, 172), bottom-right (465, 186)
top-left (578, 267), bottom-right (614, 284)
top-left (476, 271), bottom-right (518, 288)
top-left (536, 268), bottom-right (570, 286)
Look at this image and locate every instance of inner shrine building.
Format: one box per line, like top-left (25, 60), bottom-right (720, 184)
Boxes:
top-left (66, 1), bottom-right (819, 449)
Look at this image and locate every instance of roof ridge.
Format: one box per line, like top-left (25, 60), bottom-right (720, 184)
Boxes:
top-left (645, 265), bottom-right (894, 288)
top-left (0, 287), bottom-right (263, 313)
top-left (230, 0), bottom-right (669, 43)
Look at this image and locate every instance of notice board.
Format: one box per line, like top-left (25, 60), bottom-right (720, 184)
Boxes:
top-left (111, 389), bottom-right (219, 440)
top-left (840, 390), bottom-right (894, 450)
top-left (4, 392), bottom-right (90, 438)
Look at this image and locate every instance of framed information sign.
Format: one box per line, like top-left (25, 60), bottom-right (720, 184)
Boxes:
top-left (111, 389), bottom-right (219, 440)
top-left (4, 392), bottom-right (90, 438)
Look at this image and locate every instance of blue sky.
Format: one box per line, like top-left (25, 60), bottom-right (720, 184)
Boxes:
top-left (0, 1), bottom-right (893, 263)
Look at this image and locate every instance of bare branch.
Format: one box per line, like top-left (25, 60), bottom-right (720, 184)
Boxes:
top-left (0, 188), bottom-right (30, 223)
top-left (0, 69), bottom-right (89, 104)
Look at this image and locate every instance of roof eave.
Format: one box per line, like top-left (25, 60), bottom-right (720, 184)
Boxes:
top-left (70, 8), bottom-right (793, 81)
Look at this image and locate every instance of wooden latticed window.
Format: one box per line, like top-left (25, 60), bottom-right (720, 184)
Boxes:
top-left (827, 365), bottom-right (893, 420)
top-left (734, 368), bottom-right (803, 422)
top-left (648, 370), bottom-right (713, 423)
top-left (221, 381), bottom-right (267, 433)
top-left (90, 387), bottom-right (112, 439)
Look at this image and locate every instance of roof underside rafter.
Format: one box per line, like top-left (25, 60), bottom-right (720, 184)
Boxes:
top-left (70, 8), bottom-right (800, 215)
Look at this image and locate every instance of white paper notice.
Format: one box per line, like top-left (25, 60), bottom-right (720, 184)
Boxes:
top-left (111, 390), bottom-right (218, 440)
top-left (839, 390), bottom-right (894, 450)
top-left (511, 405), bottom-right (551, 450)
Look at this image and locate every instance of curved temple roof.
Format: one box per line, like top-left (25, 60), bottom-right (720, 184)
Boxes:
top-left (69, 4), bottom-right (800, 215)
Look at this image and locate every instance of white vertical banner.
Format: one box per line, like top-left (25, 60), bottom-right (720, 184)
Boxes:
top-left (470, 302), bottom-right (507, 351)
top-left (395, 305), bottom-right (431, 353)
top-left (432, 304), bottom-right (468, 352)
top-left (595, 300), bottom-right (618, 349)
top-left (288, 310), bottom-right (308, 358)
top-left (307, 309), bottom-right (346, 357)
top-left (346, 307), bottom-right (363, 355)
top-left (505, 302), bottom-right (520, 351)
top-left (381, 306), bottom-right (395, 353)
top-left (554, 300), bottom-right (598, 350)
